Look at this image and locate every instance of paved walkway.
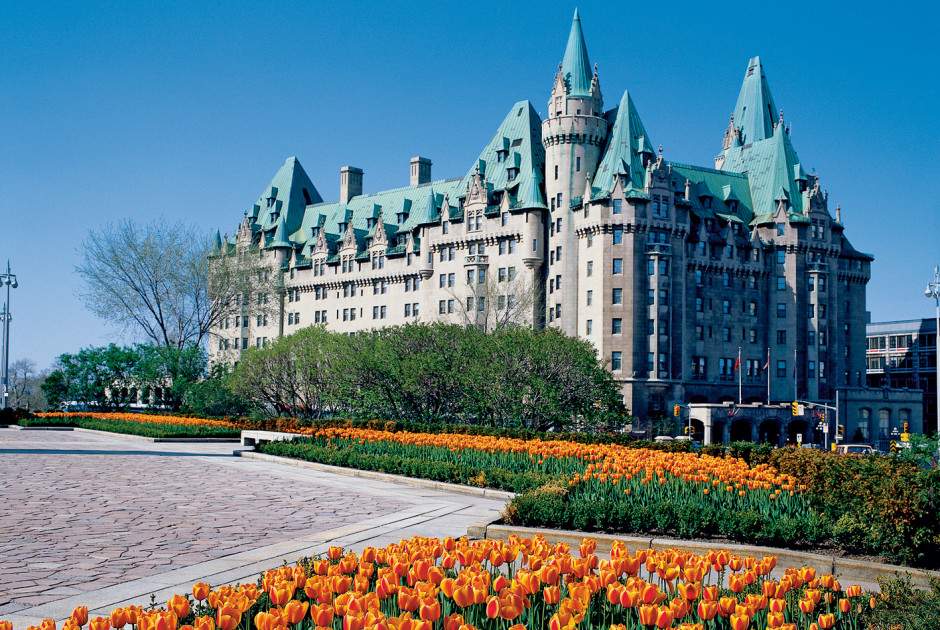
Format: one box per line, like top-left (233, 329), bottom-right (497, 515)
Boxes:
top-left (0, 428), bottom-right (506, 629)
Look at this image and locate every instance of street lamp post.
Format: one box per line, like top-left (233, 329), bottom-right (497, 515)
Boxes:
top-left (927, 266), bottom-right (940, 437)
top-left (1, 261), bottom-right (18, 410)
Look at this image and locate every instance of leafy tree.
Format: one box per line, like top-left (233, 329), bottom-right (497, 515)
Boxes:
top-left (182, 364), bottom-right (255, 417)
top-left (56, 344), bottom-right (141, 410)
top-left (40, 370), bottom-right (69, 410)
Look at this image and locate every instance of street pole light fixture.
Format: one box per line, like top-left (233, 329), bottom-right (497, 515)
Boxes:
top-left (1, 260), bottom-right (18, 410)
top-left (926, 265), bottom-right (940, 437)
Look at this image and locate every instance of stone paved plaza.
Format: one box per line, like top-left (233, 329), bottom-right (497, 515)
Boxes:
top-left (0, 428), bottom-right (506, 628)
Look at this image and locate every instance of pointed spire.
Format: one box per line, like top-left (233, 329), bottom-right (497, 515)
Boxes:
top-left (212, 230), bottom-right (223, 253)
top-left (266, 219), bottom-right (291, 250)
top-left (561, 8), bottom-right (593, 97)
top-left (731, 56), bottom-right (779, 145)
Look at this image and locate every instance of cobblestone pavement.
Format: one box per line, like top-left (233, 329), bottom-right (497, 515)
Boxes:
top-left (0, 428), bottom-right (506, 628)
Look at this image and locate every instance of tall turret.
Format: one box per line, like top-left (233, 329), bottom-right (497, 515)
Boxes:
top-left (543, 9), bottom-right (607, 335)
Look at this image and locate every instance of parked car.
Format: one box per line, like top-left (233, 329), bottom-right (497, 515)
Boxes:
top-left (834, 443), bottom-right (875, 455)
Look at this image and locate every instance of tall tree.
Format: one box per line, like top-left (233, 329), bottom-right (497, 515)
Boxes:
top-left (76, 219), bottom-right (274, 348)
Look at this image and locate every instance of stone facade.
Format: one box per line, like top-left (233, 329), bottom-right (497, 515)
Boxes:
top-left (210, 11), bottom-right (882, 425)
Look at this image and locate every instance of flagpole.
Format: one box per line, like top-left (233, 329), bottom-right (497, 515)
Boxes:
top-left (793, 348), bottom-right (798, 402)
top-left (766, 347), bottom-right (771, 405)
top-left (737, 346), bottom-right (742, 404)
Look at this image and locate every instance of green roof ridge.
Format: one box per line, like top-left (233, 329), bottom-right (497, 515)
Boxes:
top-left (593, 90), bottom-right (651, 195)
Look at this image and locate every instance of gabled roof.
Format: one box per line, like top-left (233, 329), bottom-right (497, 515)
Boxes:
top-left (253, 157), bottom-right (322, 237)
top-left (593, 90), bottom-right (651, 197)
top-left (264, 218), bottom-right (291, 250)
top-left (731, 57), bottom-right (778, 146)
top-left (561, 9), bottom-right (593, 97)
top-left (721, 120), bottom-right (804, 217)
top-left (669, 162), bottom-right (755, 223)
top-left (461, 101), bottom-right (545, 208)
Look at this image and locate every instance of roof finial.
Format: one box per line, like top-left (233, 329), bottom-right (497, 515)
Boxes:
top-left (836, 203), bottom-right (841, 222)
top-left (684, 178), bottom-right (691, 200)
top-left (593, 62), bottom-right (598, 77)
top-left (558, 61), bottom-right (563, 72)
top-left (658, 144), bottom-right (663, 157)
top-left (779, 109), bottom-right (784, 124)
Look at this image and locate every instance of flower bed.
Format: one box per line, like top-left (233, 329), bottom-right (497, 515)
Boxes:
top-left (25, 413), bottom-right (241, 439)
top-left (258, 427), bottom-right (940, 568)
top-left (3, 535), bottom-right (876, 630)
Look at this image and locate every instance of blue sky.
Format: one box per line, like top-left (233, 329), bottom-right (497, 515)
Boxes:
top-left (2, 0), bottom-right (938, 371)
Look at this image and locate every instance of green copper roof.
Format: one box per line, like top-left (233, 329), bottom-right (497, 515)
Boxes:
top-left (593, 90), bottom-right (651, 197)
top-left (212, 230), bottom-right (223, 253)
top-left (253, 157), bottom-right (323, 238)
top-left (721, 120), bottom-right (804, 217)
top-left (731, 57), bottom-right (778, 146)
top-left (561, 9), bottom-right (592, 97)
top-left (668, 162), bottom-right (754, 223)
top-left (461, 101), bottom-right (545, 206)
top-left (265, 218), bottom-right (291, 250)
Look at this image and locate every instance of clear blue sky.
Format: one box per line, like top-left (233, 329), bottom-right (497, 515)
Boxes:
top-left (2, 0), bottom-right (938, 371)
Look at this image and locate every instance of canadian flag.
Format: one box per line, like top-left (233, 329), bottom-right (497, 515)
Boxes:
top-left (759, 358), bottom-right (769, 374)
top-left (733, 357), bottom-right (741, 373)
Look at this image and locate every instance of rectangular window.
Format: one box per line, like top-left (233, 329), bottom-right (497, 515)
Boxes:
top-left (777, 223), bottom-right (786, 236)
top-left (749, 329), bottom-right (757, 343)
top-left (777, 360), bottom-right (787, 377)
top-left (808, 331), bottom-right (815, 345)
top-left (508, 267), bottom-right (516, 281)
top-left (447, 300), bottom-right (454, 313)
top-left (613, 258), bottom-right (623, 274)
top-left (777, 330), bottom-right (786, 344)
top-left (478, 268), bottom-right (486, 284)
top-left (777, 276), bottom-right (786, 290)
top-left (612, 318), bottom-right (622, 334)
top-left (777, 303), bottom-right (786, 318)
top-left (722, 327), bottom-right (731, 342)
top-left (749, 301), bottom-right (757, 316)
top-left (499, 240), bottom-right (507, 255)
top-left (648, 290), bottom-right (655, 306)
top-left (499, 267), bottom-right (507, 282)
top-left (613, 228), bottom-right (622, 244)
top-left (478, 297), bottom-right (486, 312)
top-left (612, 199), bottom-right (622, 214)
top-left (586, 290), bottom-right (593, 306)
top-left (449, 247), bottom-right (455, 260)
top-left (586, 320), bottom-right (592, 335)
top-left (696, 325), bottom-right (704, 340)
top-left (405, 304), bottom-right (411, 317)
top-left (501, 212), bottom-right (508, 227)
top-left (373, 306), bottom-right (379, 319)
top-left (438, 301), bottom-right (446, 315)
top-left (777, 250), bottom-right (786, 264)
top-left (466, 297), bottom-right (473, 311)
top-left (611, 351), bottom-right (622, 371)
top-left (440, 274), bottom-right (446, 288)
top-left (722, 299), bottom-right (731, 315)
top-left (448, 273), bottom-right (455, 287)
top-left (695, 297), bottom-right (703, 312)
top-left (587, 261), bottom-right (593, 276)
top-left (808, 361), bottom-right (816, 379)
top-left (612, 288), bottom-right (623, 304)
top-left (509, 239), bottom-right (515, 253)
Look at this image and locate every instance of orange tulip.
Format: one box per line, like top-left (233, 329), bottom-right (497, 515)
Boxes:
top-left (702, 585), bottom-right (720, 601)
top-left (418, 601), bottom-right (440, 623)
top-left (730, 613), bottom-right (750, 630)
top-left (729, 574), bottom-right (746, 593)
top-left (818, 613), bottom-right (835, 629)
top-left (767, 611), bottom-right (785, 628)
top-left (637, 604), bottom-right (657, 626)
top-left (485, 596), bottom-right (501, 619)
top-left (653, 606), bottom-right (673, 629)
top-left (846, 585), bottom-right (862, 598)
top-left (168, 595), bottom-right (190, 619)
top-left (839, 598), bottom-right (851, 613)
top-left (543, 585), bottom-right (561, 605)
top-left (328, 547), bottom-right (343, 561)
top-left (718, 597), bottom-right (738, 618)
top-left (269, 584), bottom-right (294, 606)
top-left (442, 614), bottom-right (463, 630)
top-left (310, 604), bottom-right (333, 627)
top-left (72, 607), bottom-right (90, 627)
top-left (110, 609), bottom-right (127, 629)
top-left (193, 617), bottom-right (215, 630)
top-left (40, 620), bottom-right (55, 630)
top-left (89, 618), bottom-right (111, 630)
top-left (799, 598), bottom-right (815, 615)
top-left (216, 604), bottom-right (240, 630)
top-left (282, 600), bottom-right (308, 625)
top-left (0, 622), bottom-right (12, 630)
top-left (697, 600), bottom-right (719, 621)
top-left (193, 583), bottom-right (211, 601)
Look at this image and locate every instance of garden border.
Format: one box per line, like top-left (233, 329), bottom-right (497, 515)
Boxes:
top-left (6, 424), bottom-right (240, 443)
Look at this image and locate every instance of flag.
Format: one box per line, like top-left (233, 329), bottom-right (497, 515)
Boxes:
top-left (759, 357), bottom-right (769, 374)
top-left (733, 357), bottom-right (741, 373)
top-left (728, 407), bottom-right (739, 418)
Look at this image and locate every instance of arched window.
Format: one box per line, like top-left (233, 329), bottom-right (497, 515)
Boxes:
top-left (879, 409), bottom-right (891, 438)
top-left (857, 408), bottom-right (870, 440)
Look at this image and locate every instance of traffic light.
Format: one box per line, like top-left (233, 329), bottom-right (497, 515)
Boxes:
top-left (904, 422), bottom-right (909, 433)
top-left (837, 424), bottom-right (845, 439)
top-left (791, 401), bottom-right (799, 416)
top-left (674, 405), bottom-right (681, 417)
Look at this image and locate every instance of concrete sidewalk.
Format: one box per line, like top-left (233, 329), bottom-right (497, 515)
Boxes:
top-left (0, 428), bottom-right (506, 629)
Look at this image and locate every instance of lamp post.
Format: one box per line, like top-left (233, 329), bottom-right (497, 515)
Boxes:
top-left (927, 266), bottom-right (940, 436)
top-left (1, 261), bottom-right (18, 410)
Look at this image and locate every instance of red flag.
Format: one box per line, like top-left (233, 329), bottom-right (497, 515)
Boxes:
top-left (759, 358), bottom-right (769, 374)
top-left (733, 357), bottom-right (741, 373)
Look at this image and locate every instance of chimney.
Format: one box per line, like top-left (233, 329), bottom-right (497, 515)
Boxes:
top-left (410, 157), bottom-right (432, 186)
top-left (340, 166), bottom-right (363, 203)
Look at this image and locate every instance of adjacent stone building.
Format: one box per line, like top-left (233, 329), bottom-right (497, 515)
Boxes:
top-left (211, 11), bottom-right (891, 428)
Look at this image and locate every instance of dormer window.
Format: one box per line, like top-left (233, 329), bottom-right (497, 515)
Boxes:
top-left (270, 212), bottom-right (279, 222)
top-left (366, 218), bottom-right (376, 229)
top-left (366, 238), bottom-right (373, 248)
top-left (507, 166), bottom-right (519, 180)
top-left (311, 227), bottom-right (319, 238)
top-left (266, 197), bottom-right (275, 208)
top-left (729, 200), bottom-right (738, 214)
top-left (496, 149), bottom-right (507, 163)
top-left (339, 223), bottom-right (347, 234)
top-left (702, 197), bottom-right (712, 210)
top-left (396, 212), bottom-right (407, 224)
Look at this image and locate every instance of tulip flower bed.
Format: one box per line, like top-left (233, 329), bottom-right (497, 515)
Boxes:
top-left (259, 428), bottom-right (822, 548)
top-left (1, 535), bottom-right (877, 630)
top-left (23, 412), bottom-right (241, 438)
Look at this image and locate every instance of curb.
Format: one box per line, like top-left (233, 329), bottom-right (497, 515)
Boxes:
top-left (74, 428), bottom-right (241, 443)
top-left (236, 451), bottom-right (517, 501)
top-left (478, 524), bottom-right (940, 590)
